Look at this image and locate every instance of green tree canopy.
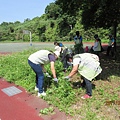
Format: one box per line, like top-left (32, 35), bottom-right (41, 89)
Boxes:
top-left (45, 3), bottom-right (62, 19)
top-left (81, 0), bottom-right (120, 37)
top-left (55, 0), bottom-right (83, 16)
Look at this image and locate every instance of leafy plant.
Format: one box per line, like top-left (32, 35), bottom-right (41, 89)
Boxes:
top-left (40, 106), bottom-right (55, 115)
top-left (0, 48), bottom-right (120, 119)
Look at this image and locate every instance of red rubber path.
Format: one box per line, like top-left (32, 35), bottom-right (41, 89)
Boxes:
top-left (0, 78), bottom-right (43, 120)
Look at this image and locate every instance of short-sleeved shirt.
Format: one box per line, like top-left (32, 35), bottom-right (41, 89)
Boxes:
top-left (74, 36), bottom-right (82, 44)
top-left (108, 38), bottom-right (115, 46)
top-left (73, 58), bottom-right (81, 66)
top-left (48, 54), bottom-right (56, 62)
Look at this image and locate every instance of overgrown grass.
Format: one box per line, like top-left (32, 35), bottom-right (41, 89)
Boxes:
top-left (0, 48), bottom-right (120, 120)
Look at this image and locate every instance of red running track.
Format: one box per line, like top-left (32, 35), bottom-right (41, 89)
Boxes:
top-left (0, 78), bottom-right (43, 120)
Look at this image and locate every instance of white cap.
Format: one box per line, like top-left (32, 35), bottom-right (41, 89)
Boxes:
top-left (54, 51), bottom-right (60, 58)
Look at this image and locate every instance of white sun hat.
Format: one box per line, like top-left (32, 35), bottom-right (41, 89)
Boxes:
top-left (54, 51), bottom-right (60, 58)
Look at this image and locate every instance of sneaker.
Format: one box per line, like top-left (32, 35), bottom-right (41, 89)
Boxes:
top-left (38, 92), bottom-right (46, 97)
top-left (81, 94), bottom-right (92, 99)
top-left (35, 86), bottom-right (39, 91)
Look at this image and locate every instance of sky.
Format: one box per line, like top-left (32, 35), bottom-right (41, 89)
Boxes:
top-left (0, 0), bottom-right (55, 24)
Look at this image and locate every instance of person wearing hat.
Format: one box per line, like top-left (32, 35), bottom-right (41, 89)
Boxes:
top-left (54, 41), bottom-right (62, 53)
top-left (28, 50), bottom-right (60, 97)
top-left (64, 53), bottom-right (102, 99)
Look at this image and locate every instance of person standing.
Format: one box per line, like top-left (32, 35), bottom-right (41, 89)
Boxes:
top-left (28, 50), bottom-right (60, 97)
top-left (74, 31), bottom-right (84, 54)
top-left (106, 34), bottom-right (115, 57)
top-left (64, 53), bottom-right (102, 99)
top-left (91, 34), bottom-right (102, 56)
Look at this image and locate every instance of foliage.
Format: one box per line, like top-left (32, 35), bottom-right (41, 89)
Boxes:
top-left (81, 0), bottom-right (120, 28)
top-left (0, 48), bottom-right (120, 119)
top-left (40, 106), bottom-right (55, 115)
top-left (81, 0), bottom-right (120, 37)
top-left (0, 0), bottom-right (120, 42)
top-left (55, 0), bottom-right (83, 16)
top-left (45, 3), bottom-right (62, 20)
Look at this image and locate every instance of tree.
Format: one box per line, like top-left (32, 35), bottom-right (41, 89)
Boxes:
top-left (45, 3), bottom-right (62, 19)
top-left (14, 21), bottom-right (21, 24)
top-left (1, 22), bottom-right (9, 26)
top-left (55, 0), bottom-right (83, 16)
top-left (81, 0), bottom-right (120, 38)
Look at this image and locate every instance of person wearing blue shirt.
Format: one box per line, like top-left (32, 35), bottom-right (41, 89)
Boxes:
top-left (106, 34), bottom-right (115, 57)
top-left (74, 31), bottom-right (84, 54)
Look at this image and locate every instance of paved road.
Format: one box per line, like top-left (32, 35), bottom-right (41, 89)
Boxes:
top-left (0, 42), bottom-right (52, 52)
top-left (0, 42), bottom-right (94, 52)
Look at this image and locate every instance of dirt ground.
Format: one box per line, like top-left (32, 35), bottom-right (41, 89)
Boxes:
top-left (65, 48), bottom-right (120, 120)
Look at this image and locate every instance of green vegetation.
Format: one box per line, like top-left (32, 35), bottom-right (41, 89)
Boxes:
top-left (0, 48), bottom-right (120, 119)
top-left (0, 1), bottom-right (120, 43)
top-left (40, 107), bottom-right (55, 115)
top-left (0, 0), bottom-right (120, 119)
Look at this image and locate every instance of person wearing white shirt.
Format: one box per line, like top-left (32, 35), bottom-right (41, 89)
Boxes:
top-left (64, 53), bottom-right (102, 99)
top-left (54, 41), bottom-right (62, 53)
top-left (91, 34), bottom-right (101, 56)
top-left (28, 50), bottom-right (60, 97)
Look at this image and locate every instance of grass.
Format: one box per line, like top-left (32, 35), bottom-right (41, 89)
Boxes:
top-left (0, 48), bottom-right (120, 120)
top-left (0, 39), bottom-right (108, 43)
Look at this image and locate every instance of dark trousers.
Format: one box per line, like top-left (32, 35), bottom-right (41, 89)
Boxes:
top-left (74, 44), bottom-right (84, 54)
top-left (28, 60), bottom-right (44, 93)
top-left (90, 47), bottom-right (100, 56)
top-left (83, 77), bottom-right (92, 96)
top-left (107, 46), bottom-right (115, 57)
top-left (93, 51), bottom-right (100, 57)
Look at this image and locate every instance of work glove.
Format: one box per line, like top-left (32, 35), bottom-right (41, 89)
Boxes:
top-left (45, 72), bottom-right (51, 78)
top-left (64, 76), bottom-right (70, 80)
top-left (53, 78), bottom-right (58, 83)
